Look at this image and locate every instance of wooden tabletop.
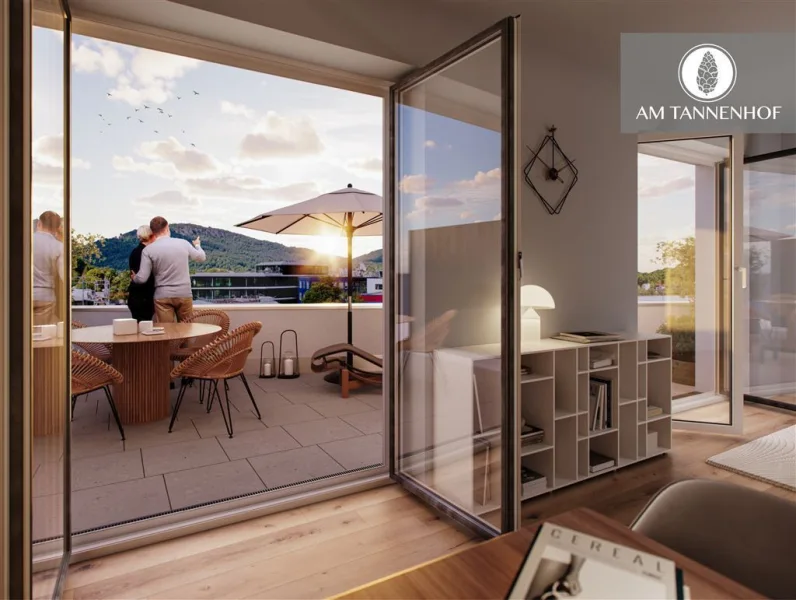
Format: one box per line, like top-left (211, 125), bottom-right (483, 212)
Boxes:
top-left (336, 508), bottom-right (760, 600)
top-left (71, 322), bottom-right (220, 344)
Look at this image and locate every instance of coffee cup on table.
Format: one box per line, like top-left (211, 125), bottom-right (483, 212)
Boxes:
top-left (138, 320), bottom-right (154, 333)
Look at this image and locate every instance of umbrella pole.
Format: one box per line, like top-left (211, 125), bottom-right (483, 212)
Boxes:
top-left (346, 216), bottom-right (354, 369)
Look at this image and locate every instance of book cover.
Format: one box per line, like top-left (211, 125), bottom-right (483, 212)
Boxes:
top-left (591, 376), bottom-right (612, 428)
top-left (506, 523), bottom-right (682, 599)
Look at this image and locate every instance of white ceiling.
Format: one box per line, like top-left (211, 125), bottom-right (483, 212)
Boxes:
top-left (67, 0), bottom-right (796, 88)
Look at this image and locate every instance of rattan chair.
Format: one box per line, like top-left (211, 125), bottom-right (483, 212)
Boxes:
top-left (169, 309), bottom-right (230, 362)
top-left (71, 350), bottom-right (125, 440)
top-left (169, 321), bottom-right (262, 437)
top-left (72, 320), bottom-right (113, 363)
top-left (169, 309), bottom-right (231, 404)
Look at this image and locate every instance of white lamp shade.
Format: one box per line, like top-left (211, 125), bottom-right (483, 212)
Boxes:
top-left (520, 285), bottom-right (555, 310)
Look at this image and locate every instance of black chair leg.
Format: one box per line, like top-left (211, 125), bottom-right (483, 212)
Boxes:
top-left (71, 395), bottom-right (77, 421)
top-left (239, 374), bottom-right (261, 420)
top-left (198, 380), bottom-right (205, 404)
top-left (168, 380), bottom-right (189, 433)
top-left (222, 378), bottom-right (234, 438)
top-left (103, 386), bottom-right (126, 441)
top-left (211, 380), bottom-right (232, 438)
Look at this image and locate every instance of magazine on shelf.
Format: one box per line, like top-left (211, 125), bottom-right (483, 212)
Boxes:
top-left (552, 331), bottom-right (624, 344)
top-left (589, 451), bottom-right (615, 473)
top-left (506, 523), bottom-right (684, 599)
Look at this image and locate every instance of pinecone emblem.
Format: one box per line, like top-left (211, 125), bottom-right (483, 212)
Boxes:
top-left (696, 51), bottom-right (719, 95)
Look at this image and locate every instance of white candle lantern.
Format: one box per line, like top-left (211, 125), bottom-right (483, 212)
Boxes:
top-left (259, 341), bottom-right (276, 379)
top-left (277, 329), bottom-right (300, 379)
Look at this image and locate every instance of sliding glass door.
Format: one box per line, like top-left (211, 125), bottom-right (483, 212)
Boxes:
top-left (637, 136), bottom-right (745, 433)
top-left (387, 17), bottom-right (521, 536)
top-left (744, 149), bottom-right (796, 412)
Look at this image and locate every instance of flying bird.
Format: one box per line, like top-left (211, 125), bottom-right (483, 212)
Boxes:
top-left (190, 143), bottom-right (196, 147)
top-left (157, 108), bottom-right (164, 113)
top-left (192, 90), bottom-right (199, 95)
top-left (98, 113), bottom-right (103, 118)
top-left (181, 130), bottom-right (185, 133)
top-left (154, 130), bottom-right (159, 134)
top-left (144, 104), bottom-right (150, 109)
top-left (126, 116), bottom-right (131, 120)
top-left (138, 119), bottom-right (144, 123)
top-left (167, 114), bottom-right (173, 118)
top-left (135, 108), bottom-right (140, 112)
top-left (106, 92), bottom-right (112, 97)
top-left (177, 96), bottom-right (182, 100)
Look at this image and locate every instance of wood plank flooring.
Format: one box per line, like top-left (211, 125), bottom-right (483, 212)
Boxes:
top-left (64, 403), bottom-right (795, 599)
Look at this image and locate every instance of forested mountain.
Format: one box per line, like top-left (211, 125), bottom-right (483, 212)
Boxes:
top-left (95, 223), bottom-right (382, 272)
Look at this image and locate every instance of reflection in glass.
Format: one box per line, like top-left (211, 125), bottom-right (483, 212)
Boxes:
top-left (745, 154), bottom-right (796, 411)
top-left (636, 138), bottom-right (732, 424)
top-left (395, 40), bottom-right (503, 529)
top-left (31, 6), bottom-right (68, 599)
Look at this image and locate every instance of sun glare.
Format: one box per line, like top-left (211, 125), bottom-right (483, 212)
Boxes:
top-left (310, 235), bottom-right (348, 257)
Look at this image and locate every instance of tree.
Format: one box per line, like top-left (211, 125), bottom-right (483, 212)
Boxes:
top-left (655, 237), bottom-right (695, 301)
top-left (72, 230), bottom-right (105, 282)
top-left (302, 276), bottom-right (345, 303)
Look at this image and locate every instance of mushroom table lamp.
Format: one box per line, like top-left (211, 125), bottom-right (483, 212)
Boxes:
top-left (520, 284), bottom-right (555, 340)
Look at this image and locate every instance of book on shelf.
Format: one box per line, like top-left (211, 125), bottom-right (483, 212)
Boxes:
top-left (647, 351), bottom-right (662, 360)
top-left (589, 376), bottom-right (612, 431)
top-left (647, 405), bottom-right (664, 419)
top-left (589, 450), bottom-right (616, 473)
top-left (521, 365), bottom-right (532, 376)
top-left (506, 523), bottom-right (685, 599)
top-left (590, 356), bottom-right (615, 369)
top-left (552, 331), bottom-right (624, 344)
top-left (520, 467), bottom-right (548, 497)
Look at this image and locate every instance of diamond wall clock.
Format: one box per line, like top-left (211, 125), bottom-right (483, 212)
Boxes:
top-left (523, 126), bottom-right (578, 215)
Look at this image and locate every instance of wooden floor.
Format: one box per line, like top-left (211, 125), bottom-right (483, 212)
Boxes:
top-left (63, 403), bottom-right (796, 599)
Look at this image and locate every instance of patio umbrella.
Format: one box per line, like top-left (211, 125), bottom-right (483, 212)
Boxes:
top-left (236, 184), bottom-right (383, 348)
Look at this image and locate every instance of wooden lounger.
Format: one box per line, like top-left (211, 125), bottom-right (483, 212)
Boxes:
top-left (311, 343), bottom-right (382, 398)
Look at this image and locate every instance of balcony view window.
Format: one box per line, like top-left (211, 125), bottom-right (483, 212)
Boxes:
top-left (32, 27), bottom-right (386, 539)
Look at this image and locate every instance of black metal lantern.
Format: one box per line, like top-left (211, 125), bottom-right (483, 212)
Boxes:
top-left (277, 329), bottom-right (300, 379)
top-left (259, 341), bottom-right (276, 379)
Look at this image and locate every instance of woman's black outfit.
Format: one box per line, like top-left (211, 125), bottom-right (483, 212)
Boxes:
top-left (127, 242), bottom-right (155, 321)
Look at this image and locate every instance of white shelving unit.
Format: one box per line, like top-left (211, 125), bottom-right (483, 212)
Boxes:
top-left (428, 334), bottom-right (672, 517)
top-left (519, 334), bottom-right (672, 502)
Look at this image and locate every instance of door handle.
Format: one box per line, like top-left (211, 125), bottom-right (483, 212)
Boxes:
top-left (735, 266), bottom-right (747, 289)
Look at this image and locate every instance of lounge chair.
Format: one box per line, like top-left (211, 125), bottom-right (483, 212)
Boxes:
top-left (311, 310), bottom-right (456, 398)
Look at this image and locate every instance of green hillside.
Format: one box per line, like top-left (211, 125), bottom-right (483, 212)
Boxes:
top-left (95, 223), bottom-right (382, 272)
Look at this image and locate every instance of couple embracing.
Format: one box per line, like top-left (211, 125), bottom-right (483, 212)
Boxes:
top-left (127, 216), bottom-right (206, 323)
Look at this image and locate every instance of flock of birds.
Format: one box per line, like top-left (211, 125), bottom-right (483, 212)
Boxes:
top-left (97, 89), bottom-right (200, 148)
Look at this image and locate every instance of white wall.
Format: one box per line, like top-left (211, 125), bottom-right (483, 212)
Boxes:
top-left (73, 304), bottom-right (384, 374)
top-left (520, 44), bottom-right (637, 337)
top-left (638, 301), bottom-right (691, 335)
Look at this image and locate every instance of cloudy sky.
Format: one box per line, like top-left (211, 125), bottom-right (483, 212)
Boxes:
top-left (33, 28), bottom-right (384, 258)
top-left (32, 27), bottom-right (795, 271)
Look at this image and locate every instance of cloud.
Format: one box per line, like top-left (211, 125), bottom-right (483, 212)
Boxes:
top-left (639, 176), bottom-right (694, 199)
top-left (424, 140), bottom-right (437, 149)
top-left (221, 101), bottom-right (256, 119)
top-left (133, 190), bottom-right (199, 208)
top-left (103, 46), bottom-right (200, 106)
top-left (457, 167), bottom-right (501, 188)
top-left (460, 211), bottom-right (474, 220)
top-left (349, 157), bottom-right (383, 172)
top-left (238, 112), bottom-right (324, 160)
top-left (399, 174), bottom-right (432, 194)
top-left (416, 196), bottom-right (462, 208)
top-left (72, 41), bottom-right (125, 78)
top-left (183, 177), bottom-right (318, 202)
top-left (32, 134), bottom-right (90, 169)
top-left (112, 155), bottom-right (178, 179)
top-left (138, 137), bottom-right (220, 175)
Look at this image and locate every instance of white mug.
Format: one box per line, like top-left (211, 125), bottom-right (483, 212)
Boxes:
top-left (138, 320), bottom-right (154, 333)
top-left (56, 321), bottom-right (65, 338)
top-left (41, 324), bottom-right (57, 338)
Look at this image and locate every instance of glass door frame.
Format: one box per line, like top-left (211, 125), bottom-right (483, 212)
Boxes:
top-left (638, 133), bottom-right (745, 435)
top-left (386, 16), bottom-right (521, 537)
top-left (743, 146), bottom-right (796, 413)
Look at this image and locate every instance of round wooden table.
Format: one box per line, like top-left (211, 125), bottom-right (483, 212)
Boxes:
top-left (71, 322), bottom-right (221, 424)
top-left (32, 336), bottom-right (66, 436)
